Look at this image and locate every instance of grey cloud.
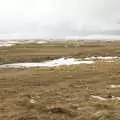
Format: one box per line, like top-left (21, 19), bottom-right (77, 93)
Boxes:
top-left (0, 0), bottom-right (120, 39)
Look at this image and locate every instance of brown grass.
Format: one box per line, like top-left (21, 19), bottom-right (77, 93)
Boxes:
top-left (0, 41), bottom-right (120, 120)
top-left (0, 41), bottom-right (120, 64)
top-left (0, 61), bottom-right (120, 119)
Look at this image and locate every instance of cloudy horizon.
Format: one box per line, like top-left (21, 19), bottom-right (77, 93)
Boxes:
top-left (0, 0), bottom-right (120, 40)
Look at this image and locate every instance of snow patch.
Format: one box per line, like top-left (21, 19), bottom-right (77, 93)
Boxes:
top-left (110, 85), bottom-right (120, 88)
top-left (84, 56), bottom-right (120, 60)
top-left (91, 95), bottom-right (120, 101)
top-left (91, 95), bottom-right (107, 101)
top-left (0, 43), bottom-right (15, 47)
top-left (30, 99), bottom-right (36, 104)
top-left (0, 40), bottom-right (47, 47)
top-left (0, 58), bottom-right (94, 68)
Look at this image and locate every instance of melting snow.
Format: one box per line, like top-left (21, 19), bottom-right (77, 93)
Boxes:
top-left (91, 95), bottom-right (107, 101)
top-left (0, 43), bottom-right (15, 47)
top-left (91, 95), bottom-right (120, 101)
top-left (0, 58), bottom-right (94, 68)
top-left (84, 56), bottom-right (120, 60)
top-left (0, 40), bottom-right (47, 47)
top-left (30, 99), bottom-right (36, 104)
top-left (0, 56), bottom-right (119, 68)
top-left (111, 96), bottom-right (120, 100)
top-left (110, 85), bottom-right (120, 88)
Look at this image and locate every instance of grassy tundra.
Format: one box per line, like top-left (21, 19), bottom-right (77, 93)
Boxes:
top-left (0, 40), bottom-right (120, 64)
top-left (0, 40), bottom-right (120, 120)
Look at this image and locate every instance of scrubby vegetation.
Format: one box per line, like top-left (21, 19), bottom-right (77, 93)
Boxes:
top-left (0, 40), bottom-right (120, 120)
top-left (0, 41), bottom-right (120, 64)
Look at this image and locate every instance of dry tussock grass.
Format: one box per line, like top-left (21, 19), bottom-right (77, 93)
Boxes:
top-left (0, 41), bottom-right (120, 119)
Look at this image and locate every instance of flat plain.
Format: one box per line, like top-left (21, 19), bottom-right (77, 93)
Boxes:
top-left (0, 40), bottom-right (120, 120)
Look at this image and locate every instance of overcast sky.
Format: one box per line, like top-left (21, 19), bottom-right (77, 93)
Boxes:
top-left (0, 0), bottom-right (120, 39)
